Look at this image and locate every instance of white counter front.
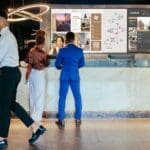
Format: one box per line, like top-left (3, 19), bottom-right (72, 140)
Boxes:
top-left (16, 67), bottom-right (150, 118)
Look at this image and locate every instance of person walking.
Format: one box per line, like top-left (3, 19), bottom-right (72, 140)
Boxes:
top-left (0, 10), bottom-right (46, 149)
top-left (26, 31), bottom-right (48, 124)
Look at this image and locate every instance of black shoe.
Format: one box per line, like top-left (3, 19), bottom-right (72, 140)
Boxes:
top-left (55, 120), bottom-right (65, 128)
top-left (75, 119), bottom-right (82, 127)
top-left (0, 140), bottom-right (8, 149)
top-left (29, 125), bottom-right (46, 144)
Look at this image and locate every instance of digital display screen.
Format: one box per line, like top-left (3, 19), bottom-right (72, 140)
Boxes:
top-left (51, 9), bottom-right (127, 53)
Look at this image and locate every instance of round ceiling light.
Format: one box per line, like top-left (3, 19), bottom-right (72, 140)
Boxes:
top-left (8, 4), bottom-right (50, 22)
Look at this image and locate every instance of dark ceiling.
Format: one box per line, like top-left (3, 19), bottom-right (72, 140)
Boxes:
top-left (1, 0), bottom-right (41, 9)
top-left (1, 0), bottom-right (150, 9)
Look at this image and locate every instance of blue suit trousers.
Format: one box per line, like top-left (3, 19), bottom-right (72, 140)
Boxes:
top-left (58, 80), bottom-right (82, 120)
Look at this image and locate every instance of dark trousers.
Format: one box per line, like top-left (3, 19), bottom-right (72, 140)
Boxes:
top-left (58, 80), bottom-right (82, 120)
top-left (0, 67), bottom-right (34, 138)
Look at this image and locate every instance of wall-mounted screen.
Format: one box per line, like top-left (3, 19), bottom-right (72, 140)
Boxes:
top-left (51, 9), bottom-right (127, 53)
top-left (128, 8), bottom-right (150, 53)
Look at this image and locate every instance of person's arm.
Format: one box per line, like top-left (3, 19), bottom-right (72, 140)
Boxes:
top-left (43, 54), bottom-right (50, 67)
top-left (78, 50), bottom-right (85, 68)
top-left (49, 48), bottom-right (54, 55)
top-left (0, 37), bottom-right (10, 64)
top-left (55, 49), bottom-right (63, 70)
top-left (25, 51), bottom-right (33, 81)
top-left (25, 64), bottom-right (32, 82)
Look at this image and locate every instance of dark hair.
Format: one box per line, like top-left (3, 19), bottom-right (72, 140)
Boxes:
top-left (35, 29), bottom-right (45, 45)
top-left (36, 36), bottom-right (45, 45)
top-left (27, 41), bottom-right (36, 50)
top-left (35, 29), bottom-right (45, 38)
top-left (66, 32), bottom-right (75, 43)
top-left (56, 36), bottom-right (64, 43)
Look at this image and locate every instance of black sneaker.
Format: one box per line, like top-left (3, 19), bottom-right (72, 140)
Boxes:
top-left (75, 119), bottom-right (82, 127)
top-left (0, 140), bottom-right (8, 149)
top-left (55, 120), bottom-right (65, 128)
top-left (29, 125), bottom-right (46, 144)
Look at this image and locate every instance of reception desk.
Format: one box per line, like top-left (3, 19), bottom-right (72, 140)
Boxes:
top-left (17, 59), bottom-right (150, 118)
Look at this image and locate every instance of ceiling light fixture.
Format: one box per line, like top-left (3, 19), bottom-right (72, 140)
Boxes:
top-left (8, 4), bottom-right (50, 22)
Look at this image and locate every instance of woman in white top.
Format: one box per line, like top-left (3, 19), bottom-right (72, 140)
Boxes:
top-left (49, 36), bottom-right (64, 56)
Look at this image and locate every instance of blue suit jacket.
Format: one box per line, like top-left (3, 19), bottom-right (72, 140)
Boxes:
top-left (55, 44), bottom-right (85, 81)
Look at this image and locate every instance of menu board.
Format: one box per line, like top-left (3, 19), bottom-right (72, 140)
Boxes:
top-left (128, 8), bottom-right (150, 52)
top-left (51, 9), bottom-right (127, 53)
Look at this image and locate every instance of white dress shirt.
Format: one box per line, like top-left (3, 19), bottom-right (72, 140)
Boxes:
top-left (0, 26), bottom-right (19, 68)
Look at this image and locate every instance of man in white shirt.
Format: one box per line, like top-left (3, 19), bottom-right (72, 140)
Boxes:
top-left (0, 10), bottom-right (46, 149)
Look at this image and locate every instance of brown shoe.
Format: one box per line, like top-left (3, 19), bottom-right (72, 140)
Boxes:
top-left (55, 120), bottom-right (65, 128)
top-left (75, 119), bottom-right (82, 127)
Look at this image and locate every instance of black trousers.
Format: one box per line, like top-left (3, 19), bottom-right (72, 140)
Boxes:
top-left (0, 67), bottom-right (34, 138)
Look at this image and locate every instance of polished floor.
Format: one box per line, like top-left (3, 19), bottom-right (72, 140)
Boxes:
top-left (6, 119), bottom-right (150, 150)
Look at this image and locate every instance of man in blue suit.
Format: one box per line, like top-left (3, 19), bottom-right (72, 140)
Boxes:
top-left (55, 32), bottom-right (85, 127)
